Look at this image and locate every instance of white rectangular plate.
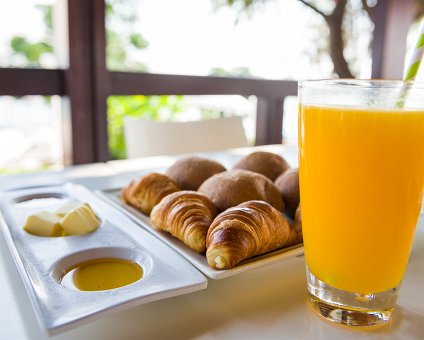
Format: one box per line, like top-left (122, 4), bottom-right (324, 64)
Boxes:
top-left (0, 184), bottom-right (207, 335)
top-left (97, 188), bottom-right (304, 280)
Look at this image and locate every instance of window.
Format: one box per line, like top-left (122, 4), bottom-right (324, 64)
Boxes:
top-left (0, 0), bottom-right (416, 171)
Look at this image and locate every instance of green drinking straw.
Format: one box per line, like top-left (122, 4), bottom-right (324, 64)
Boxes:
top-left (395, 23), bottom-right (424, 108)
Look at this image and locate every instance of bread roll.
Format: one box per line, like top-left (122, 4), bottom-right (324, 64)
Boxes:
top-left (166, 156), bottom-right (226, 190)
top-left (206, 200), bottom-right (299, 269)
top-left (198, 169), bottom-right (284, 212)
top-left (233, 151), bottom-right (290, 181)
top-left (150, 191), bottom-right (217, 253)
top-left (274, 168), bottom-right (299, 219)
top-left (121, 173), bottom-right (180, 215)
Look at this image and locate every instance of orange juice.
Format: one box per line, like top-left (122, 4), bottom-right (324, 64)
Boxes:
top-left (299, 104), bottom-right (424, 294)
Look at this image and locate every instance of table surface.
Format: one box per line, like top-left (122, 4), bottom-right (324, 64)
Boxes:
top-left (0, 145), bottom-right (423, 340)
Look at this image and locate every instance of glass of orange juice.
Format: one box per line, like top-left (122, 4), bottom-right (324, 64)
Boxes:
top-left (298, 80), bottom-right (424, 326)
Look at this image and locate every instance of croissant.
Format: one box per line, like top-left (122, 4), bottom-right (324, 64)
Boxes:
top-left (293, 205), bottom-right (302, 242)
top-left (206, 200), bottom-right (299, 269)
top-left (150, 191), bottom-right (218, 253)
top-left (121, 173), bottom-right (180, 215)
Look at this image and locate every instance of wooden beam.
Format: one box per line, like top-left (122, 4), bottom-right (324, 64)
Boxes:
top-left (91, 0), bottom-right (109, 162)
top-left (110, 72), bottom-right (297, 147)
top-left (67, 0), bottom-right (95, 164)
top-left (0, 69), bottom-right (298, 99)
top-left (372, 0), bottom-right (416, 79)
top-left (67, 0), bottom-right (109, 164)
top-left (0, 68), bottom-right (65, 96)
top-left (109, 72), bottom-right (298, 99)
top-left (255, 97), bottom-right (285, 145)
top-left (370, 0), bottom-right (388, 78)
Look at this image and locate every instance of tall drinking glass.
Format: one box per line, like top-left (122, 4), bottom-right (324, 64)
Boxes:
top-left (298, 80), bottom-right (424, 326)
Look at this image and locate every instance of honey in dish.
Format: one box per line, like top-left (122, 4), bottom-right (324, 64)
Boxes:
top-left (63, 258), bottom-right (143, 291)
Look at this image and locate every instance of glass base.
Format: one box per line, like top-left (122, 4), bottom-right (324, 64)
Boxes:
top-left (306, 267), bottom-right (399, 326)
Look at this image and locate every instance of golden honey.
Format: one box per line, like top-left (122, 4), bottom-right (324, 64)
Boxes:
top-left (63, 258), bottom-right (143, 291)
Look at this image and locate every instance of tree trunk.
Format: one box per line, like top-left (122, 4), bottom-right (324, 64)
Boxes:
top-left (326, 17), bottom-right (353, 78)
top-left (325, 0), bottom-right (354, 78)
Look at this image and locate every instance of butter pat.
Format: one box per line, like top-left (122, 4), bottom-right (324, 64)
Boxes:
top-left (61, 203), bottom-right (100, 235)
top-left (23, 211), bottom-right (63, 237)
top-left (23, 202), bottom-right (101, 237)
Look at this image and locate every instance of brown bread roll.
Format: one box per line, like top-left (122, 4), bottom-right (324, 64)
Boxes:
top-left (121, 173), bottom-right (180, 215)
top-left (198, 169), bottom-right (283, 212)
top-left (233, 151), bottom-right (290, 181)
top-left (206, 200), bottom-right (299, 269)
top-left (166, 156), bottom-right (226, 190)
top-left (274, 168), bottom-right (300, 219)
top-left (150, 191), bottom-right (218, 253)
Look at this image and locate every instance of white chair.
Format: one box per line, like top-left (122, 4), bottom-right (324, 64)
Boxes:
top-left (124, 116), bottom-right (249, 158)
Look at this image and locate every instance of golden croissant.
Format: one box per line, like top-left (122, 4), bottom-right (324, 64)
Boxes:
top-left (206, 200), bottom-right (300, 269)
top-left (150, 191), bottom-right (218, 253)
top-left (121, 173), bottom-right (180, 215)
top-left (293, 205), bottom-right (303, 243)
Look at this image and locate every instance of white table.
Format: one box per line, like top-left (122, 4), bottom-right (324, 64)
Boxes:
top-left (0, 145), bottom-right (423, 339)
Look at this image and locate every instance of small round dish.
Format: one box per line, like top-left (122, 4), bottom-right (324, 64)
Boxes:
top-left (51, 247), bottom-right (151, 291)
top-left (14, 192), bottom-right (67, 203)
top-left (13, 193), bottom-right (69, 210)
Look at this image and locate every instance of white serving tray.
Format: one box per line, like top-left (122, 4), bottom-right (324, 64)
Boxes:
top-left (97, 188), bottom-right (304, 280)
top-left (0, 184), bottom-right (207, 335)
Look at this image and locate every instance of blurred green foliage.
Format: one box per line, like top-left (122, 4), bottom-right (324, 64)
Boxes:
top-left (209, 66), bottom-right (254, 78)
top-left (9, 5), bottom-right (53, 68)
top-left (8, 1), bottom-right (185, 160)
top-left (105, 0), bottom-right (185, 159)
top-left (10, 37), bottom-right (53, 66)
top-left (8, 1), bottom-right (253, 162)
top-left (105, 0), bottom-right (150, 72)
top-left (107, 95), bottom-right (184, 159)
